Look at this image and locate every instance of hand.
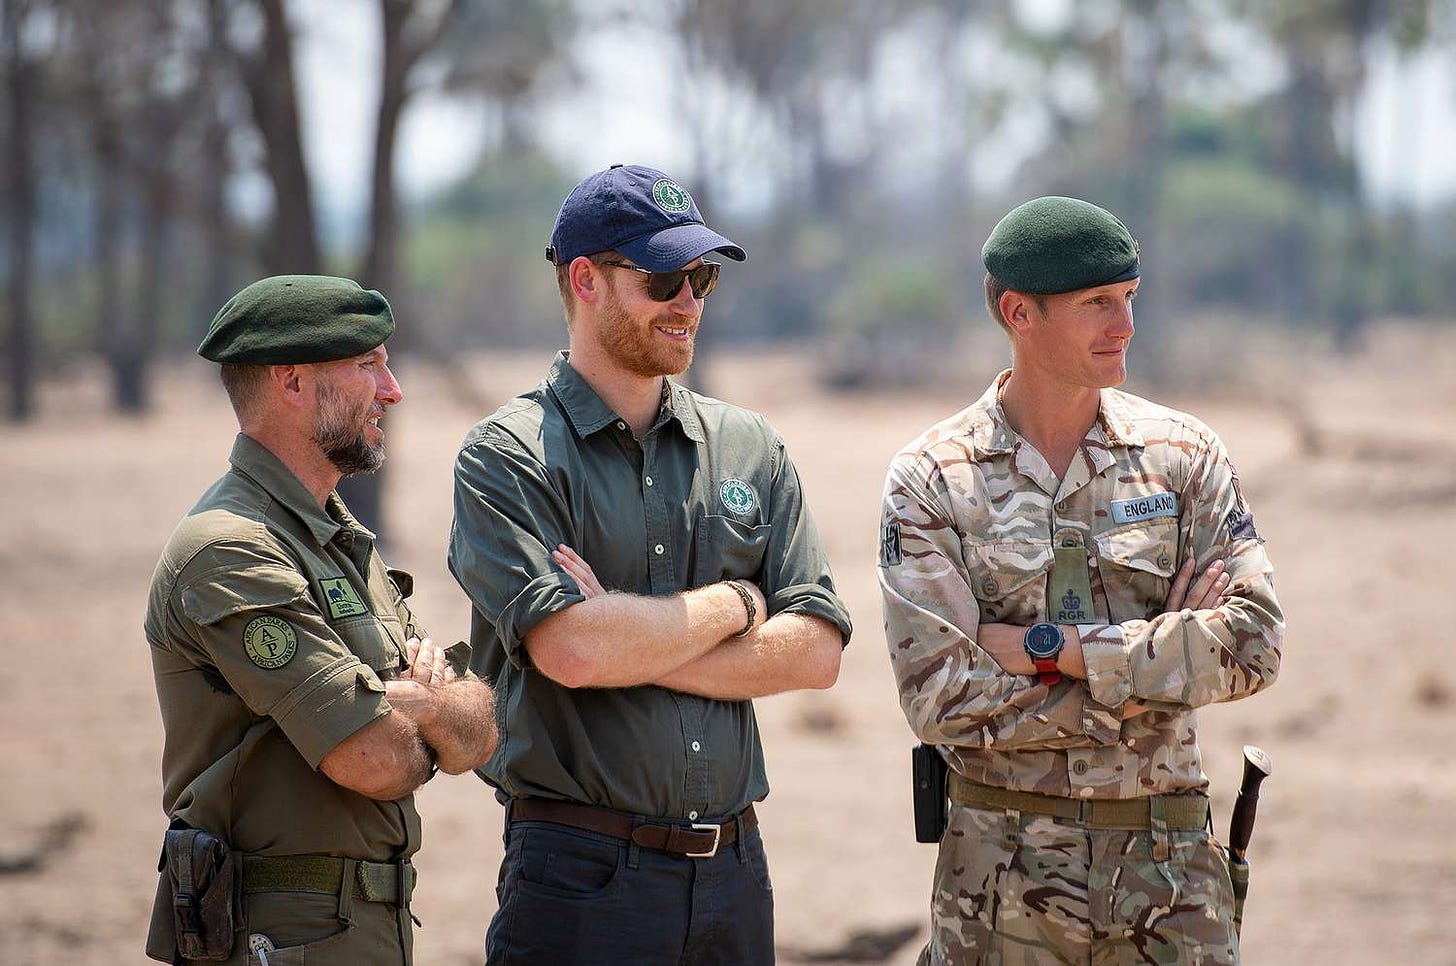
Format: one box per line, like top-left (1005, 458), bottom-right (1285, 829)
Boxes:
top-left (401, 637), bottom-right (454, 686)
top-left (1164, 557), bottom-right (1230, 612)
top-left (554, 544), bottom-right (606, 598)
top-left (384, 678), bottom-right (437, 727)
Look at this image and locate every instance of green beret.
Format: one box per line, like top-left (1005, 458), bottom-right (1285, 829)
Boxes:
top-left (982, 196), bottom-right (1140, 295)
top-left (198, 275), bottom-right (395, 365)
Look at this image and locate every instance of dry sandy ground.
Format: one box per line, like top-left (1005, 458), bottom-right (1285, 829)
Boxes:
top-left (3, 326), bottom-right (1456, 965)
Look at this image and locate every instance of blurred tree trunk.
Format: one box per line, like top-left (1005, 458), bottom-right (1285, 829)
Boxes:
top-left (239, 0), bottom-right (321, 275)
top-left (195, 0), bottom-right (238, 333)
top-left (2, 0), bottom-right (37, 421)
top-left (343, 0), bottom-right (459, 539)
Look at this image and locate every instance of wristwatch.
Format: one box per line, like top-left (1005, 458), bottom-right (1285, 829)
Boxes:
top-left (1023, 622), bottom-right (1065, 686)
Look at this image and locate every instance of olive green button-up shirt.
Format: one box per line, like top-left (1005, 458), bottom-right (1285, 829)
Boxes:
top-left (450, 352), bottom-right (851, 820)
top-left (145, 434), bottom-right (425, 860)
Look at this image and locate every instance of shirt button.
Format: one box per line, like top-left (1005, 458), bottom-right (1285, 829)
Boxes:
top-left (645, 476), bottom-right (654, 486)
top-left (655, 544), bottom-right (665, 555)
top-left (981, 578), bottom-right (998, 595)
top-left (616, 421), bottom-right (627, 431)
top-left (691, 741), bottom-right (701, 752)
top-left (1157, 554), bottom-right (1172, 569)
top-left (1072, 760), bottom-right (1089, 775)
top-left (689, 810), bottom-right (699, 821)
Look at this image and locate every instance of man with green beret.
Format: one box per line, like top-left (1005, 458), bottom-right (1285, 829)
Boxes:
top-left (144, 275), bottom-right (497, 965)
top-left (879, 198), bottom-right (1284, 965)
top-left (449, 165), bottom-right (852, 964)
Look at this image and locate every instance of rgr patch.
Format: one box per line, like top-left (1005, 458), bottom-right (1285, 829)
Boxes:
top-left (1111, 491), bottom-right (1178, 525)
top-left (652, 178), bottom-right (691, 213)
top-left (243, 616), bottom-right (297, 669)
top-left (719, 478), bottom-right (758, 516)
top-left (880, 520), bottom-right (902, 567)
top-left (320, 577), bottom-right (368, 619)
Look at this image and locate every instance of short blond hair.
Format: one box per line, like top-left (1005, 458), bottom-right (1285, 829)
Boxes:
top-left (984, 273), bottom-right (1048, 335)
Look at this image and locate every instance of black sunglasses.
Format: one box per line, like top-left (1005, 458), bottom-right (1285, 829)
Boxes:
top-left (597, 260), bottom-right (722, 301)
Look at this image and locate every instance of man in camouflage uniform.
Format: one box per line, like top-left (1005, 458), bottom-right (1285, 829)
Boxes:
top-left (145, 276), bottom-right (497, 965)
top-left (879, 197), bottom-right (1283, 965)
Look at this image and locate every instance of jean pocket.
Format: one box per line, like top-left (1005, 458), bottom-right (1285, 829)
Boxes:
top-left (514, 824), bottom-right (625, 899)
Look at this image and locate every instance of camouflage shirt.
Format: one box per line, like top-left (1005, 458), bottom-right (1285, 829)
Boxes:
top-left (879, 372), bottom-right (1283, 799)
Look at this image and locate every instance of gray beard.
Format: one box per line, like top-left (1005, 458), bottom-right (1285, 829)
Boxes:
top-left (312, 386), bottom-right (385, 476)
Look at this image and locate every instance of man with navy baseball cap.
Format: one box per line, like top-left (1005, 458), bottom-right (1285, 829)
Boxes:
top-left (451, 165), bottom-right (851, 964)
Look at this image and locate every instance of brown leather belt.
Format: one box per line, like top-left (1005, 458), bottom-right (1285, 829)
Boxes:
top-left (510, 798), bottom-right (757, 859)
top-left (950, 773), bottom-right (1209, 830)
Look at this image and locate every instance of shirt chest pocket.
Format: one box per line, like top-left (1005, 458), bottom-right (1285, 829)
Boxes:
top-left (962, 540), bottom-right (1053, 624)
top-left (693, 513), bottom-right (772, 585)
top-left (329, 610), bottom-right (407, 678)
top-left (1094, 519), bottom-right (1178, 621)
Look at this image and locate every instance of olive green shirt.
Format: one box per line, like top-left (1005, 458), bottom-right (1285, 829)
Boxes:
top-left (449, 352), bottom-right (852, 820)
top-left (145, 434), bottom-right (424, 860)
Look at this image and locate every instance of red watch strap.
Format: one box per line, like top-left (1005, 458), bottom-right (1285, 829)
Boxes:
top-left (1033, 657), bottom-right (1061, 686)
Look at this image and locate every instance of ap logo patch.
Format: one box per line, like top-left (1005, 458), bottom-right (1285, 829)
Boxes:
top-left (243, 615), bottom-right (297, 669)
top-left (652, 178), bottom-right (691, 213)
top-left (719, 478), bottom-right (758, 516)
top-left (320, 577), bottom-right (368, 620)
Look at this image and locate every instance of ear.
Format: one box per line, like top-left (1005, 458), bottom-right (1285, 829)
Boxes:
top-left (999, 290), bottom-right (1035, 334)
top-left (268, 364), bottom-right (309, 408)
top-left (568, 256), bottom-right (604, 307)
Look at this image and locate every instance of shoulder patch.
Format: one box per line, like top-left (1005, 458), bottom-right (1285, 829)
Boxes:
top-left (880, 520), bottom-right (902, 567)
top-left (319, 577), bottom-right (369, 619)
top-left (243, 615), bottom-right (297, 669)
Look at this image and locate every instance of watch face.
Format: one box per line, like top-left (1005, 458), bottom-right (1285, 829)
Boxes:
top-left (1025, 622), bottom-right (1064, 659)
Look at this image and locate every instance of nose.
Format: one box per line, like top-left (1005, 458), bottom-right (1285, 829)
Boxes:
top-left (668, 270), bottom-right (702, 316)
top-left (1112, 300), bottom-right (1135, 340)
top-left (377, 364), bottom-right (404, 406)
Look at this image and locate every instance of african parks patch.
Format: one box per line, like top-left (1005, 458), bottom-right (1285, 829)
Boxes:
top-left (243, 615), bottom-right (298, 669)
top-left (719, 478), bottom-right (759, 516)
top-left (652, 178), bottom-right (691, 213)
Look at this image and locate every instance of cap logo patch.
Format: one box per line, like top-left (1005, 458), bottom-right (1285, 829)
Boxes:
top-left (652, 179), bottom-right (691, 214)
top-left (243, 615), bottom-right (298, 669)
top-left (719, 478), bottom-right (758, 516)
top-left (320, 577), bottom-right (368, 620)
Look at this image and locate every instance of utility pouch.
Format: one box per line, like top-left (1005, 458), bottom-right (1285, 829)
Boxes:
top-left (161, 827), bottom-right (238, 961)
top-left (912, 743), bottom-right (949, 843)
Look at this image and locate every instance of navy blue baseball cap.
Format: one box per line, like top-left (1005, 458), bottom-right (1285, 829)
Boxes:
top-left (546, 164), bottom-right (747, 271)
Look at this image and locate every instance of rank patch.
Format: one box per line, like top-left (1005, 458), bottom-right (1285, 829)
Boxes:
top-left (320, 577), bottom-right (368, 619)
top-left (243, 615), bottom-right (297, 669)
top-left (880, 520), bottom-right (902, 567)
top-left (719, 478), bottom-right (759, 516)
top-left (1111, 491), bottom-right (1178, 525)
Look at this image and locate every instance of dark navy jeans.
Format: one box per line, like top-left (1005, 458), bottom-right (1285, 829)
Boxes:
top-left (485, 818), bottom-right (775, 965)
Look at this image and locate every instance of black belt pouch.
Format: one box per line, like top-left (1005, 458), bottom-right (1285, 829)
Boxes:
top-left (147, 827), bottom-right (238, 962)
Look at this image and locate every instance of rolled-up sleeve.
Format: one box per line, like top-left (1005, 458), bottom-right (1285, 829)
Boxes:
top-left (1081, 431), bottom-right (1283, 709)
top-left (172, 543), bottom-right (391, 769)
top-left (448, 428), bottom-right (585, 666)
top-left (760, 436), bottom-right (852, 645)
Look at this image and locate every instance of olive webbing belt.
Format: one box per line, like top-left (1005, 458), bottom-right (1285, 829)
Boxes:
top-left (950, 773), bottom-right (1209, 830)
top-left (241, 854), bottom-right (415, 904)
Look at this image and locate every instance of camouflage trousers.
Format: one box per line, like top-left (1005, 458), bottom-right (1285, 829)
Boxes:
top-left (920, 803), bottom-right (1238, 966)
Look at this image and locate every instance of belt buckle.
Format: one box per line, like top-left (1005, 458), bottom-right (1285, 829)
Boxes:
top-left (685, 823), bottom-right (721, 859)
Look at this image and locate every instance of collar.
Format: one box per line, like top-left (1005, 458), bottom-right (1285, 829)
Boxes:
top-left (228, 434), bottom-right (369, 547)
top-left (547, 351), bottom-right (704, 442)
top-left (968, 369), bottom-right (1144, 456)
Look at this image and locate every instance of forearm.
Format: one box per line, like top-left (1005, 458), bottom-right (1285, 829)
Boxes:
top-left (1079, 587), bottom-right (1283, 708)
top-left (410, 677), bottom-right (497, 775)
top-left (319, 711), bottom-right (434, 801)
top-left (525, 582), bottom-right (750, 689)
top-left (655, 612), bottom-right (840, 700)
